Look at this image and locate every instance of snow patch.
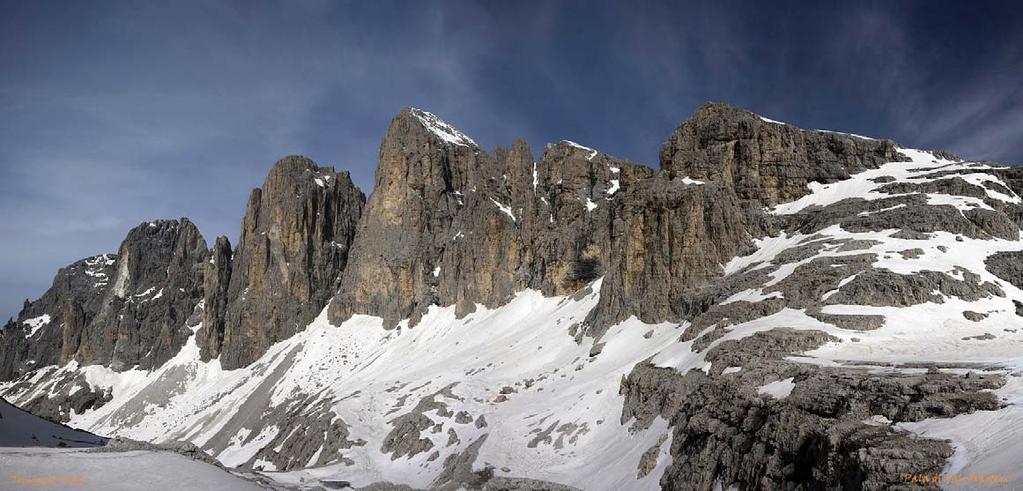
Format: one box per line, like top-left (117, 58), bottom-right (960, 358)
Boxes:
top-left (562, 140), bottom-right (599, 160)
top-left (757, 378), bottom-right (796, 399)
top-left (606, 179), bottom-right (620, 196)
top-left (490, 198), bottom-right (516, 222)
top-left (409, 108), bottom-right (477, 147)
top-left (23, 314), bottom-right (51, 338)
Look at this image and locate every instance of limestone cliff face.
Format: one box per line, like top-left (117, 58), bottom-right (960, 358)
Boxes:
top-left (587, 178), bottom-right (753, 332)
top-left (5, 102), bottom-right (1020, 489)
top-left (0, 219), bottom-right (208, 380)
top-left (207, 156), bottom-right (366, 369)
top-left (328, 109), bottom-right (493, 328)
top-left (0, 255), bottom-right (115, 381)
top-left (660, 102), bottom-right (904, 207)
top-left (328, 108), bottom-right (652, 329)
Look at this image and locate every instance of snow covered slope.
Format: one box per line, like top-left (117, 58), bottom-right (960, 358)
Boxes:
top-left (3, 282), bottom-right (681, 489)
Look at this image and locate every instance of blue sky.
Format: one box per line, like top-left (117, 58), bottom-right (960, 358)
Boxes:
top-left (1, 0), bottom-right (1022, 321)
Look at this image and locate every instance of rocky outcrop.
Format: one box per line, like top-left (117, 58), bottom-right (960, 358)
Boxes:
top-left (1, 368), bottom-right (111, 423)
top-left (619, 328), bottom-right (1006, 491)
top-left (209, 156), bottom-right (365, 369)
top-left (585, 103), bottom-right (916, 332)
top-left (0, 219), bottom-right (208, 380)
top-left (660, 102), bottom-right (905, 207)
top-left (783, 194), bottom-right (1020, 241)
top-left (244, 394), bottom-right (366, 471)
top-left (985, 251), bottom-right (1023, 290)
top-left (93, 437), bottom-right (224, 467)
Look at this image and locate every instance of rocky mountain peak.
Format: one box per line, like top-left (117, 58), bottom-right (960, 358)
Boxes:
top-left (204, 155), bottom-right (366, 369)
top-left (660, 101), bottom-right (905, 207)
top-left (0, 217), bottom-right (208, 386)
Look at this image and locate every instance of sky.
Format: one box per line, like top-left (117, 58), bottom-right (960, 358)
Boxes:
top-left (1, 0), bottom-right (1022, 321)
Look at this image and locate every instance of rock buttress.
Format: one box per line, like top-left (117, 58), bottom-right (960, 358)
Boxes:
top-left (214, 156), bottom-right (365, 369)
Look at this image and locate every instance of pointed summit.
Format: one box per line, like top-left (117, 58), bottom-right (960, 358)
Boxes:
top-left (395, 107), bottom-right (479, 148)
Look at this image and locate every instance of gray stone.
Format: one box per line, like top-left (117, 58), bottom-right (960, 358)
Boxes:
top-left (963, 311), bottom-right (988, 322)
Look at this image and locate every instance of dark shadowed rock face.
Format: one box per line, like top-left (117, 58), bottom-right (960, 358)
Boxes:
top-left (660, 102), bottom-right (905, 207)
top-left (0, 219), bottom-right (208, 380)
top-left (197, 235), bottom-right (232, 360)
top-left (85, 219), bottom-right (209, 372)
top-left (210, 155), bottom-right (366, 369)
top-left (0, 255), bottom-right (117, 380)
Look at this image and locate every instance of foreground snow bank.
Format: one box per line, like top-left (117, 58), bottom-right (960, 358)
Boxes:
top-left (0, 448), bottom-right (262, 491)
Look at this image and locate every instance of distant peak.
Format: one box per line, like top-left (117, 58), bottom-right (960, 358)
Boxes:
top-left (405, 107), bottom-right (478, 147)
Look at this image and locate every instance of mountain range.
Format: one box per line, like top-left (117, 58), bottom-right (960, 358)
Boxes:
top-left (2, 102), bottom-right (1021, 490)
